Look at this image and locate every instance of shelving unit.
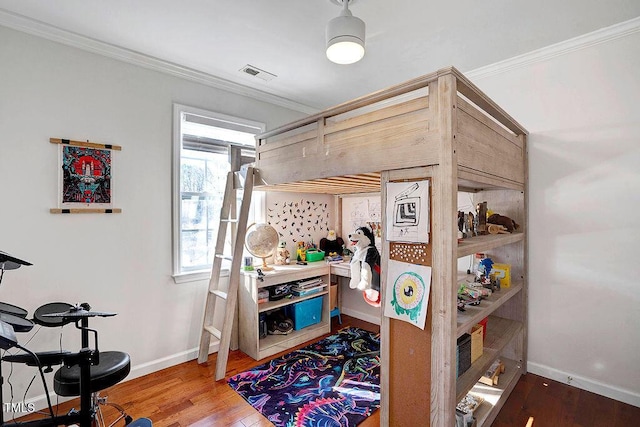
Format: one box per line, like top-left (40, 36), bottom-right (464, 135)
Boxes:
top-left (253, 67), bottom-right (528, 426)
top-left (456, 282), bottom-right (524, 338)
top-left (457, 232), bottom-right (524, 258)
top-left (453, 185), bottom-right (527, 426)
top-left (238, 263), bottom-right (331, 361)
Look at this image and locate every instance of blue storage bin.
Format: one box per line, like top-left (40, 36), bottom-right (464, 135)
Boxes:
top-left (285, 296), bottom-right (323, 330)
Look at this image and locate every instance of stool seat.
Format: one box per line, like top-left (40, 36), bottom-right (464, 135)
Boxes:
top-left (54, 351), bottom-right (130, 397)
top-left (128, 418), bottom-right (153, 427)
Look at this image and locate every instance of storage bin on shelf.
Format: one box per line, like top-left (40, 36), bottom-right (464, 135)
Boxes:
top-left (305, 250), bottom-right (325, 262)
top-left (284, 296), bottom-right (323, 330)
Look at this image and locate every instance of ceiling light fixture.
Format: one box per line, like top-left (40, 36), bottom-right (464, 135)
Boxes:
top-left (326, 0), bottom-right (365, 65)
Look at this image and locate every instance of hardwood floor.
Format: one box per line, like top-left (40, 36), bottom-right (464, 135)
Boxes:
top-left (15, 315), bottom-right (379, 427)
top-left (492, 373), bottom-right (640, 427)
top-left (15, 315), bottom-right (639, 426)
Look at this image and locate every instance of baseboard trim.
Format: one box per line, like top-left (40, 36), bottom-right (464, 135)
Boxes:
top-left (341, 307), bottom-right (381, 326)
top-left (20, 342), bottom-right (219, 417)
top-left (528, 361), bottom-right (640, 408)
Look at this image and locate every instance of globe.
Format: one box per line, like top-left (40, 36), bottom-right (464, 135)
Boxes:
top-left (244, 223), bottom-right (279, 270)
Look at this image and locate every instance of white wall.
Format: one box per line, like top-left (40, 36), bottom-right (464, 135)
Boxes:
top-left (469, 27), bottom-right (640, 406)
top-left (0, 25), bottom-right (306, 410)
top-left (2, 16), bottom-right (639, 414)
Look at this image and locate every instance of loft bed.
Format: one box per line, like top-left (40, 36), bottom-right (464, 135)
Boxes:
top-left (253, 66), bottom-right (528, 427)
top-left (255, 66), bottom-right (526, 194)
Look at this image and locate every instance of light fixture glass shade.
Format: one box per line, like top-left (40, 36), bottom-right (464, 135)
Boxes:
top-left (326, 13), bottom-right (365, 64)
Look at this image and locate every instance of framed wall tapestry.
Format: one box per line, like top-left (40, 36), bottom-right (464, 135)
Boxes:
top-left (49, 138), bottom-right (122, 214)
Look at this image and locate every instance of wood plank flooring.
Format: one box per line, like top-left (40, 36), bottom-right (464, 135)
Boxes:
top-left (492, 372), bottom-right (640, 427)
top-left (14, 315), bottom-right (639, 426)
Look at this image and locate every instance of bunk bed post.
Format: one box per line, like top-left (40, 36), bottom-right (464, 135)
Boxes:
top-left (430, 72), bottom-right (459, 427)
top-left (383, 166), bottom-right (435, 426)
top-left (379, 171), bottom-right (390, 426)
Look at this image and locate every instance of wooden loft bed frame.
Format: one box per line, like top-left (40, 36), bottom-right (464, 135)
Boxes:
top-left (254, 66), bottom-right (529, 427)
top-left (255, 66), bottom-right (526, 194)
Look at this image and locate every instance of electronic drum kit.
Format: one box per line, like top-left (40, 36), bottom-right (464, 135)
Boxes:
top-left (0, 251), bottom-right (151, 427)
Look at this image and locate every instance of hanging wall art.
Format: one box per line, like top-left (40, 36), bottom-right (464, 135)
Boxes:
top-left (384, 259), bottom-right (431, 330)
top-left (266, 198), bottom-right (330, 246)
top-left (385, 179), bottom-right (429, 243)
top-left (49, 138), bottom-right (122, 214)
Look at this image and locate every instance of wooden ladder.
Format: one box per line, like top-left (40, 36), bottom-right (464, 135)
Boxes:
top-left (197, 166), bottom-right (255, 381)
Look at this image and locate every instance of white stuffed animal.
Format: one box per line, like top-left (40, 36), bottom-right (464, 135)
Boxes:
top-left (349, 226), bottom-right (381, 307)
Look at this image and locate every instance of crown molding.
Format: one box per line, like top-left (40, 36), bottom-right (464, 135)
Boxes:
top-left (0, 8), bottom-right (319, 115)
top-left (2, 8), bottom-right (638, 111)
top-left (467, 16), bottom-right (640, 80)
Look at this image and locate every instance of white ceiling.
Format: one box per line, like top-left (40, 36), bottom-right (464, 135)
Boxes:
top-left (1, 0), bottom-right (639, 112)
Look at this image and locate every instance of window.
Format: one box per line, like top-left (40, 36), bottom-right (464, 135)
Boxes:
top-left (172, 104), bottom-right (265, 283)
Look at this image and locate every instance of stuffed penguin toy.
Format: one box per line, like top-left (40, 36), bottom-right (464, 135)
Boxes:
top-left (349, 226), bottom-right (381, 307)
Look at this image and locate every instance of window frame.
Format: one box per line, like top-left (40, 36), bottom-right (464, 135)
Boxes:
top-left (172, 104), bottom-right (265, 284)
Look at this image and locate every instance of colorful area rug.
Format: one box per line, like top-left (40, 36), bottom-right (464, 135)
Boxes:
top-left (228, 327), bottom-right (380, 427)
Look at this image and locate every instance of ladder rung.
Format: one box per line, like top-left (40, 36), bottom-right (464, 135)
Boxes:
top-left (197, 166), bottom-right (254, 376)
top-left (210, 290), bottom-right (228, 300)
top-left (203, 325), bottom-right (222, 340)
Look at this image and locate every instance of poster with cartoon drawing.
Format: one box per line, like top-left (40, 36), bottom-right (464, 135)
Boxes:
top-left (385, 180), bottom-right (429, 242)
top-left (384, 259), bottom-right (431, 329)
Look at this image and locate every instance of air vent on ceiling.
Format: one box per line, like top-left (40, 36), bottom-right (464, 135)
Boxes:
top-left (239, 64), bottom-right (277, 82)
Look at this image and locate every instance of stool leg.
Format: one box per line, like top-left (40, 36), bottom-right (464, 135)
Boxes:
top-left (331, 307), bottom-right (342, 325)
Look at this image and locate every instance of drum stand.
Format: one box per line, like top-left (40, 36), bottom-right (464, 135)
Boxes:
top-left (0, 252), bottom-right (147, 427)
top-left (1, 320), bottom-right (56, 426)
top-left (1, 313), bottom-right (133, 427)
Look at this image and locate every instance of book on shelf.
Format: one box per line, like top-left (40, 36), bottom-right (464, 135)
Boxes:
top-left (296, 277), bottom-right (324, 288)
top-left (291, 283), bottom-right (327, 297)
top-left (325, 255), bottom-right (344, 264)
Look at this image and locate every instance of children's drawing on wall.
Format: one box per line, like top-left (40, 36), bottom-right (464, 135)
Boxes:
top-left (385, 180), bottom-right (429, 243)
top-left (266, 198), bottom-right (330, 245)
top-left (384, 259), bottom-right (431, 329)
top-left (341, 195), bottom-right (383, 253)
top-left (367, 222), bottom-right (382, 238)
top-left (368, 199), bottom-right (381, 222)
top-left (348, 199), bottom-right (366, 232)
top-left (366, 198), bottom-right (382, 238)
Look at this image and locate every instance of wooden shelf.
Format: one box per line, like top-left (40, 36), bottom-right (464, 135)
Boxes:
top-left (258, 290), bottom-right (329, 313)
top-left (239, 264), bottom-right (331, 361)
top-left (465, 358), bottom-right (523, 426)
top-left (456, 316), bottom-right (523, 402)
top-left (456, 282), bottom-right (523, 338)
top-left (257, 321), bottom-right (330, 360)
top-left (457, 232), bottom-right (524, 258)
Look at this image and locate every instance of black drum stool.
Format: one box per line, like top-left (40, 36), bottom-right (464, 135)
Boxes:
top-left (54, 351), bottom-right (131, 397)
